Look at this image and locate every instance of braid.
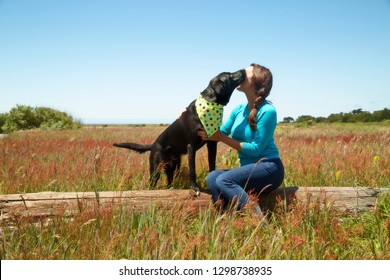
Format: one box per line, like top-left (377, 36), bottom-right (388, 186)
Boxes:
top-left (248, 96), bottom-right (266, 130)
top-left (248, 64), bottom-right (273, 130)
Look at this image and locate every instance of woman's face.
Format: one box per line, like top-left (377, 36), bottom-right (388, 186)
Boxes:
top-left (236, 66), bottom-right (254, 92)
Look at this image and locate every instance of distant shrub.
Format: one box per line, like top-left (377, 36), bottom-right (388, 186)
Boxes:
top-left (0, 113), bottom-right (7, 133)
top-left (293, 108), bottom-right (390, 124)
top-left (1, 105), bottom-right (82, 133)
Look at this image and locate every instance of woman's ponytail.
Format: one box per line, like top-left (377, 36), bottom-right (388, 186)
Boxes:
top-left (248, 64), bottom-right (273, 130)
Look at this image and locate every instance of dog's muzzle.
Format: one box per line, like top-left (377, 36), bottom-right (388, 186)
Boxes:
top-left (232, 69), bottom-right (247, 85)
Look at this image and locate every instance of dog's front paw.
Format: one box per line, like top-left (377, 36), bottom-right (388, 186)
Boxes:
top-left (189, 187), bottom-right (201, 197)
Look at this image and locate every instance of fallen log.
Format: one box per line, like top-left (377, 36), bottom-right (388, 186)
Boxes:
top-left (0, 187), bottom-right (386, 222)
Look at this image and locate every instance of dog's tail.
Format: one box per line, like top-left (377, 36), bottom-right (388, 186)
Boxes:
top-left (113, 142), bottom-right (153, 153)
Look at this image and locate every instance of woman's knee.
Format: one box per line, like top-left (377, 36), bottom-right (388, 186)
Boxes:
top-left (206, 170), bottom-right (218, 184)
top-left (215, 175), bottom-right (233, 190)
top-left (206, 170), bottom-right (223, 190)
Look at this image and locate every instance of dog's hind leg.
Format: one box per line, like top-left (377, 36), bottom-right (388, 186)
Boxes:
top-left (187, 144), bottom-right (200, 197)
top-left (206, 141), bottom-right (217, 172)
top-left (149, 149), bottom-right (162, 188)
top-left (165, 167), bottom-right (174, 186)
top-left (149, 171), bottom-right (160, 189)
top-left (165, 157), bottom-right (181, 186)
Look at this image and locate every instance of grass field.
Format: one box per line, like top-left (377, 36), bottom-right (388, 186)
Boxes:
top-left (0, 123), bottom-right (389, 259)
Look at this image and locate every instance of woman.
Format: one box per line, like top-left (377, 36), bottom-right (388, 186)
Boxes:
top-left (197, 63), bottom-right (284, 218)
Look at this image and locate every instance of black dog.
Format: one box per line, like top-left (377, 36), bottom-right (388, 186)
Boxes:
top-left (113, 69), bottom-right (246, 195)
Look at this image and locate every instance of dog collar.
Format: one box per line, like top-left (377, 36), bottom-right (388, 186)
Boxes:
top-left (195, 95), bottom-right (224, 137)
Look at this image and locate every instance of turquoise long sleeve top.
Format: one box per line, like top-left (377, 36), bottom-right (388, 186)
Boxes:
top-left (220, 101), bottom-right (280, 166)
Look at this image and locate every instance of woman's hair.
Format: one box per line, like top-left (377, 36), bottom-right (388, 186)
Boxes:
top-left (248, 63), bottom-right (273, 130)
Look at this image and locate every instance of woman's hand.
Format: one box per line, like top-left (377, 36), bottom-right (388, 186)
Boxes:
top-left (197, 129), bottom-right (243, 152)
top-left (197, 129), bottom-right (223, 142)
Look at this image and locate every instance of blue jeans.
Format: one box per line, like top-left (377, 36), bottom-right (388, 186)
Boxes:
top-left (206, 158), bottom-right (284, 211)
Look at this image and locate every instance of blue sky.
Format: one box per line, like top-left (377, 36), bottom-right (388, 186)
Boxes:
top-left (1, 0), bottom-right (389, 124)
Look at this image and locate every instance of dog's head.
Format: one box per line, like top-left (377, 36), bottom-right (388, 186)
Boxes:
top-left (200, 69), bottom-right (246, 106)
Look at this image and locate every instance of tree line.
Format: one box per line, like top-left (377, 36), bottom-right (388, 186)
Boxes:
top-left (281, 108), bottom-right (390, 124)
top-left (1, 105), bottom-right (389, 133)
top-left (0, 105), bottom-right (82, 133)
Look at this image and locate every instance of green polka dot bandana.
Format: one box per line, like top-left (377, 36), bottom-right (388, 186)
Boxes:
top-left (195, 95), bottom-right (224, 137)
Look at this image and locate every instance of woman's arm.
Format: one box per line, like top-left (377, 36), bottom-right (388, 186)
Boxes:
top-left (197, 130), bottom-right (243, 152)
top-left (198, 105), bottom-right (277, 155)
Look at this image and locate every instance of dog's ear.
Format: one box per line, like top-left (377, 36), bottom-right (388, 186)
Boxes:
top-left (200, 87), bottom-right (217, 103)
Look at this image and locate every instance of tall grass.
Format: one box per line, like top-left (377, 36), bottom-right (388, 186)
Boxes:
top-left (1, 123), bottom-right (388, 194)
top-left (276, 123), bottom-right (390, 188)
top-left (0, 123), bottom-right (389, 259)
